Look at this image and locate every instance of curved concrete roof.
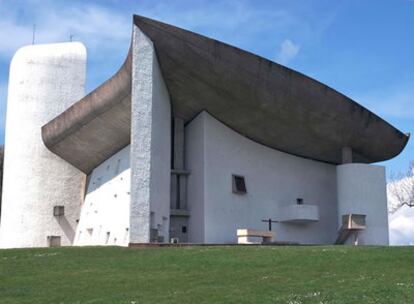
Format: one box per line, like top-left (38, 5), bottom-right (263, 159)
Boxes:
top-left (42, 50), bottom-right (131, 173)
top-left (42, 15), bottom-right (409, 173)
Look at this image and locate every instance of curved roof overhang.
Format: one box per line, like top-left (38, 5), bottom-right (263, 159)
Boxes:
top-left (42, 15), bottom-right (409, 174)
top-left (42, 49), bottom-right (132, 173)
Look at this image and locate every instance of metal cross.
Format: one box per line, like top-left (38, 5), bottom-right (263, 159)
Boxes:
top-left (261, 218), bottom-right (278, 231)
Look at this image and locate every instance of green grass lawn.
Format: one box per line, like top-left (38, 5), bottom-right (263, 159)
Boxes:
top-left (0, 246), bottom-right (413, 303)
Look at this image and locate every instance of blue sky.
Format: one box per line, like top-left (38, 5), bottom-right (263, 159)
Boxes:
top-left (0, 0), bottom-right (413, 176)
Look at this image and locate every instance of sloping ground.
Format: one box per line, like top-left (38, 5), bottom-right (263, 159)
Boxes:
top-left (0, 246), bottom-right (413, 303)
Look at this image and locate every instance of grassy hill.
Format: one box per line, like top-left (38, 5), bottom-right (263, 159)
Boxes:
top-left (0, 245), bottom-right (413, 303)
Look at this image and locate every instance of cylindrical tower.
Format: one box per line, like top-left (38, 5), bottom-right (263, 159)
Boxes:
top-left (0, 42), bottom-right (87, 248)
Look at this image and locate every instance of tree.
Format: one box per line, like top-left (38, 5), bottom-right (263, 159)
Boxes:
top-left (388, 162), bottom-right (414, 213)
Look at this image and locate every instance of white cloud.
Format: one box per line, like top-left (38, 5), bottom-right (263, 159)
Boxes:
top-left (0, 1), bottom-right (330, 62)
top-left (389, 205), bottom-right (414, 245)
top-left (0, 0), bottom-right (283, 59)
top-left (357, 83), bottom-right (414, 119)
top-left (276, 39), bottom-right (300, 64)
top-left (0, 1), bottom-right (131, 59)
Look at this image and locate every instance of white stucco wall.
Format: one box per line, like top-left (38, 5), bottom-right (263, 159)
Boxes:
top-left (0, 42), bottom-right (87, 248)
top-left (130, 25), bottom-right (171, 243)
top-left (74, 145), bottom-right (131, 246)
top-left (337, 163), bottom-right (389, 245)
top-left (185, 112), bottom-right (338, 244)
top-left (185, 114), bottom-right (205, 243)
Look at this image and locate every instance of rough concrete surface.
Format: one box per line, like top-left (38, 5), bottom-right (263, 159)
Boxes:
top-left (130, 25), bottom-right (171, 243)
top-left (0, 42), bottom-right (87, 248)
top-left (74, 145), bottom-right (131, 246)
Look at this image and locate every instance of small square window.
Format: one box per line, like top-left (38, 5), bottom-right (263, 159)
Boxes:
top-left (297, 198), bottom-right (304, 205)
top-left (232, 175), bottom-right (247, 194)
top-left (182, 226), bottom-right (187, 234)
top-left (53, 206), bottom-right (64, 216)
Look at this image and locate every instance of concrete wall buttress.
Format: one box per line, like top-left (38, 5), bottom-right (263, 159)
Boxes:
top-left (0, 43), bottom-right (87, 248)
top-left (336, 164), bottom-right (389, 245)
top-left (130, 25), bottom-right (171, 243)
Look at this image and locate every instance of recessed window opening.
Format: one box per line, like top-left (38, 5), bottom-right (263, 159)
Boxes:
top-left (162, 217), bottom-right (168, 237)
top-left (177, 176), bottom-right (181, 209)
top-left (124, 228), bottom-right (129, 243)
top-left (47, 236), bottom-right (61, 247)
top-left (297, 198), bottom-right (304, 205)
top-left (150, 212), bottom-right (155, 229)
top-left (115, 159), bottom-right (122, 175)
top-left (96, 177), bottom-right (102, 188)
top-left (53, 206), bottom-right (64, 216)
top-left (232, 174), bottom-right (247, 194)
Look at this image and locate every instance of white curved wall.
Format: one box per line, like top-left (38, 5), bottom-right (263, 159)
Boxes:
top-left (337, 163), bottom-right (389, 245)
top-left (186, 112), bottom-right (338, 244)
top-left (74, 145), bottom-right (131, 246)
top-left (0, 42), bottom-right (87, 248)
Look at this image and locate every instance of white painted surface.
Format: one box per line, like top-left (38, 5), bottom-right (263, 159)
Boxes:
top-left (0, 43), bottom-right (87, 248)
top-left (130, 25), bottom-right (171, 243)
top-left (337, 163), bottom-right (389, 245)
top-left (185, 112), bottom-right (338, 244)
top-left (185, 115), bottom-right (205, 243)
top-left (74, 145), bottom-right (131, 246)
top-left (279, 204), bottom-right (319, 223)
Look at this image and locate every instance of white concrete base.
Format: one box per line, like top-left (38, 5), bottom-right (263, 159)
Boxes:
top-left (237, 229), bottom-right (275, 244)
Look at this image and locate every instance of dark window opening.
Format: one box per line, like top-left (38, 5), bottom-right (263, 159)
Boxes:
top-left (297, 198), bottom-right (304, 205)
top-left (47, 236), bottom-right (61, 247)
top-left (182, 226), bottom-right (187, 233)
top-left (53, 206), bottom-right (64, 216)
top-left (232, 175), bottom-right (247, 194)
